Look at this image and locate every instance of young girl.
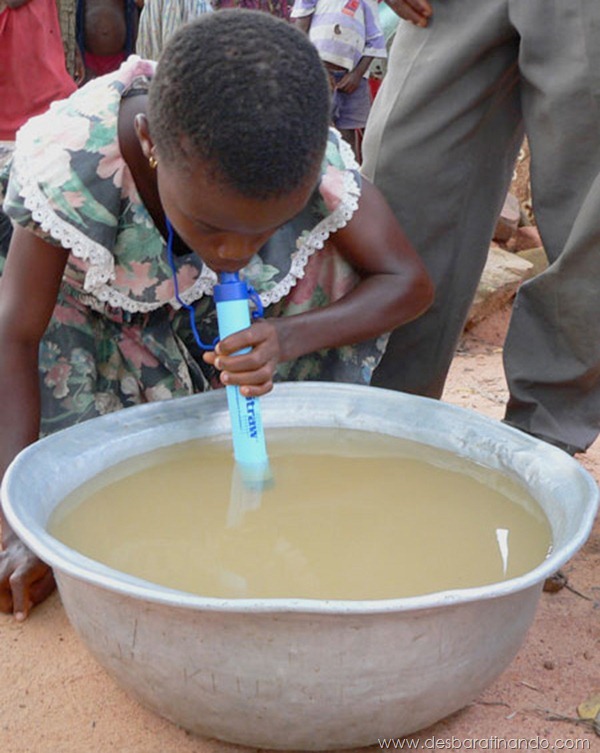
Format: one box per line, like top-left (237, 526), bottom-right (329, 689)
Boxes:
top-left (0, 10), bottom-right (433, 619)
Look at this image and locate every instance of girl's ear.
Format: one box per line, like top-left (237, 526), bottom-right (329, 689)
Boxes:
top-left (134, 114), bottom-right (155, 162)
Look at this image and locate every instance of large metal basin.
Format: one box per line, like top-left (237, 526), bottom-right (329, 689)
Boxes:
top-left (2, 383), bottom-right (598, 749)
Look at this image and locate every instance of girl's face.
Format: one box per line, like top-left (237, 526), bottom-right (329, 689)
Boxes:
top-left (156, 152), bottom-right (319, 274)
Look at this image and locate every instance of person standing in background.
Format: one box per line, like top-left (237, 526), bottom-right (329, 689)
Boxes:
top-left (362, 0), bottom-right (600, 456)
top-left (0, 0), bottom-right (77, 143)
top-left (0, 0), bottom-right (77, 259)
top-left (76, 0), bottom-right (140, 81)
top-left (292, 0), bottom-right (386, 161)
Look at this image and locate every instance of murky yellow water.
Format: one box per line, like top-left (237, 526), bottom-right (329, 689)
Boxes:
top-left (49, 428), bottom-right (552, 600)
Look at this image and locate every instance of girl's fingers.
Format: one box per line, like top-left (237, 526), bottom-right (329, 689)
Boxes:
top-left (220, 363), bottom-right (274, 388)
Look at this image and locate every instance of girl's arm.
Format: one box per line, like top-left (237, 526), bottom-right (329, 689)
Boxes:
top-left (0, 225), bottom-right (69, 619)
top-left (274, 178), bottom-right (433, 358)
top-left (205, 178), bottom-right (434, 395)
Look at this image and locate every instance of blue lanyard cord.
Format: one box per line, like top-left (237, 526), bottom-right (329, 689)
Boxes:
top-left (248, 285), bottom-right (264, 320)
top-left (165, 217), bottom-right (219, 352)
top-left (165, 217), bottom-right (265, 350)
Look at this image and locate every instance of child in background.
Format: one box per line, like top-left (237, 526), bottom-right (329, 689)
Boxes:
top-left (292, 0), bottom-right (386, 160)
top-left (0, 10), bottom-right (433, 619)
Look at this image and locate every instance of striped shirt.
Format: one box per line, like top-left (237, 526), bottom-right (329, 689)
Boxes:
top-left (136, 0), bottom-right (213, 60)
top-left (291, 0), bottom-right (386, 73)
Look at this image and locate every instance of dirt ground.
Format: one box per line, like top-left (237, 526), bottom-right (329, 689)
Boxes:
top-left (1, 305), bottom-right (599, 753)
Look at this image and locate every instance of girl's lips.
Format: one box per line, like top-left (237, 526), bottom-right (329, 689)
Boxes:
top-left (207, 260), bottom-right (252, 274)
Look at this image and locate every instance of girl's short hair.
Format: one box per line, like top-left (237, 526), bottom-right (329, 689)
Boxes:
top-left (148, 10), bottom-right (331, 198)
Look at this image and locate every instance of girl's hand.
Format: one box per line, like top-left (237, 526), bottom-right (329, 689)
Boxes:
top-left (0, 531), bottom-right (56, 620)
top-left (203, 319), bottom-right (281, 398)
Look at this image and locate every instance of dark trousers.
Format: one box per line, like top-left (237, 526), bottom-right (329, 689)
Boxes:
top-left (362, 0), bottom-right (600, 452)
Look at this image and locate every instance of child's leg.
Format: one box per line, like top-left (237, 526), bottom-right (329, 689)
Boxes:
top-left (332, 79), bottom-right (371, 162)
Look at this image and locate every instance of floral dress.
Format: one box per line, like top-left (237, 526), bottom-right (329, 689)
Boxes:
top-left (0, 57), bottom-right (388, 436)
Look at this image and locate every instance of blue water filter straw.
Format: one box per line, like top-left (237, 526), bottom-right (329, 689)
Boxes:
top-left (213, 272), bottom-right (271, 490)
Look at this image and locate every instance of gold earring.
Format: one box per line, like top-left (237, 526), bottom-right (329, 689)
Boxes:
top-left (148, 154), bottom-right (158, 169)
